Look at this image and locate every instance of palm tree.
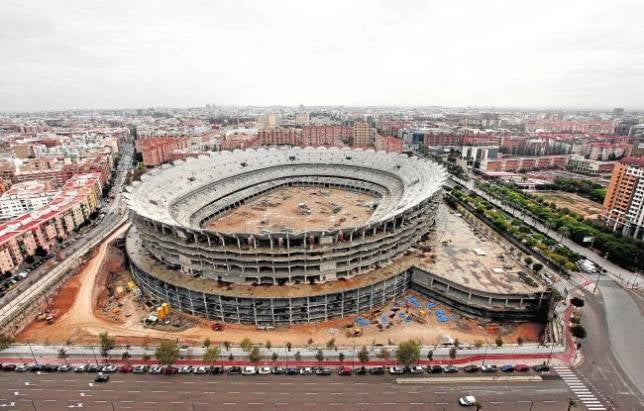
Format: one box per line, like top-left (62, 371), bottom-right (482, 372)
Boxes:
top-left (567, 398), bottom-right (578, 411)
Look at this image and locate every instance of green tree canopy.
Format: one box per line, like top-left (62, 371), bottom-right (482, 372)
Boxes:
top-left (155, 340), bottom-right (180, 366)
top-left (396, 339), bottom-right (421, 367)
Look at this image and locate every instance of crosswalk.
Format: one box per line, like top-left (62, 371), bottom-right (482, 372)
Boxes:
top-left (554, 366), bottom-right (607, 410)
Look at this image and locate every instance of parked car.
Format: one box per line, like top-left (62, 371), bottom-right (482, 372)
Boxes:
top-left (242, 366), bottom-right (257, 375)
top-left (481, 364), bottom-right (498, 373)
top-left (258, 367), bottom-right (271, 375)
top-left (132, 365), bottom-right (148, 374)
top-left (227, 366), bottom-right (242, 375)
top-left (285, 367), bottom-right (299, 375)
top-left (443, 365), bottom-right (458, 373)
top-left (410, 365), bottom-right (424, 374)
top-left (210, 366), bottom-right (224, 375)
top-left (149, 365), bottom-right (164, 375)
top-left (1, 364), bottom-right (16, 371)
top-left (271, 367), bottom-right (285, 375)
top-left (73, 364), bottom-right (88, 373)
top-left (87, 364), bottom-right (101, 373)
top-left (42, 364), bottom-right (59, 372)
top-left (94, 373), bottom-right (110, 383)
top-left (315, 367), bottom-right (331, 376)
top-left (337, 366), bottom-right (353, 376)
top-left (354, 366), bottom-right (367, 375)
top-left (514, 364), bottom-right (530, 372)
top-left (533, 364), bottom-right (550, 372)
top-left (101, 364), bottom-right (118, 373)
top-left (16, 364), bottom-right (30, 372)
top-left (57, 364), bottom-right (72, 372)
top-left (29, 364), bottom-right (45, 372)
top-left (299, 367), bottom-right (314, 375)
top-left (388, 366), bottom-right (404, 375)
top-left (194, 366), bottom-right (211, 374)
top-left (500, 364), bottom-right (514, 373)
top-left (211, 322), bottom-right (225, 331)
top-left (458, 395), bottom-right (478, 407)
top-left (164, 366), bottom-right (178, 375)
top-left (368, 366), bottom-right (385, 375)
top-left (119, 365), bottom-right (133, 373)
top-left (429, 365), bottom-right (443, 374)
top-left (463, 365), bottom-right (480, 373)
top-left (178, 365), bottom-right (193, 374)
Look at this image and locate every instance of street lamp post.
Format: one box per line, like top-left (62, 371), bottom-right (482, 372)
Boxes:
top-left (90, 345), bottom-right (99, 366)
top-left (27, 342), bottom-right (38, 365)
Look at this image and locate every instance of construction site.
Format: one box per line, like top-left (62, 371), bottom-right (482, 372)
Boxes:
top-left (205, 186), bottom-right (376, 234)
top-left (17, 204), bottom-right (544, 348)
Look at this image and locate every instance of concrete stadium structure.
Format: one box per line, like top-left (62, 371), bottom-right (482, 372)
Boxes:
top-left (125, 147), bottom-right (549, 325)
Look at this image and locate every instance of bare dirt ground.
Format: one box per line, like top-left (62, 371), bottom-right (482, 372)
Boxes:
top-left (18, 229), bottom-right (541, 347)
top-left (530, 190), bottom-right (603, 219)
top-left (206, 186), bottom-right (376, 234)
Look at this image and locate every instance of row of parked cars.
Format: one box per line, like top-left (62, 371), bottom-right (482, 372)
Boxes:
top-left (1, 362), bottom-right (550, 377)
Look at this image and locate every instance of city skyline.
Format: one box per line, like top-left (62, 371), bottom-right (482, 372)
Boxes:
top-left (2, 0), bottom-right (644, 111)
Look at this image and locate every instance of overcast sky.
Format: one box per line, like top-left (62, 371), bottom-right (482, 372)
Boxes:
top-left (1, 0), bottom-right (643, 112)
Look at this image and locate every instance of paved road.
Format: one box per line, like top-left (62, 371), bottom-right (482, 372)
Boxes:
top-left (0, 372), bottom-right (580, 411)
top-left (577, 278), bottom-right (644, 410)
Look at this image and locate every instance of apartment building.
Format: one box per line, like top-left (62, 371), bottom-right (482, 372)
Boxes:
top-left (0, 173), bottom-right (102, 273)
top-left (567, 156), bottom-right (616, 175)
top-left (602, 157), bottom-right (644, 240)
top-left (480, 155), bottom-right (569, 172)
top-left (0, 180), bottom-right (58, 219)
top-left (352, 122), bottom-right (373, 147)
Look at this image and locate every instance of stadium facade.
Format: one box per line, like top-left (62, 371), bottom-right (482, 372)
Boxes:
top-left (125, 147), bottom-right (549, 325)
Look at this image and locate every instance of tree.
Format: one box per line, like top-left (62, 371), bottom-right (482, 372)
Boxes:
top-left (358, 346), bottom-right (369, 364)
top-left (315, 349), bottom-right (324, 363)
top-left (495, 336), bottom-right (504, 347)
top-left (0, 334), bottom-right (14, 352)
top-left (286, 342), bottom-right (292, 352)
top-left (396, 339), bottom-right (421, 368)
top-left (142, 353), bottom-right (151, 362)
top-left (155, 340), bottom-right (180, 366)
top-left (249, 346), bottom-right (262, 364)
top-left (265, 340), bottom-right (272, 350)
top-left (240, 337), bottom-right (253, 352)
top-left (203, 346), bottom-right (220, 366)
top-left (58, 348), bottom-right (68, 364)
top-left (453, 338), bottom-right (460, 349)
top-left (567, 398), bottom-right (578, 411)
top-left (294, 351), bottom-right (302, 362)
top-left (570, 324), bottom-right (587, 339)
top-left (570, 297), bottom-right (585, 307)
top-left (223, 341), bottom-right (231, 351)
top-left (517, 337), bottom-right (524, 346)
top-left (449, 347), bottom-right (457, 362)
top-left (121, 351), bottom-right (130, 363)
top-left (473, 340), bottom-right (484, 349)
top-left (202, 338), bottom-right (211, 348)
top-left (307, 338), bottom-right (314, 347)
top-left (338, 352), bottom-right (345, 363)
top-left (99, 331), bottom-right (115, 361)
top-left (271, 352), bottom-right (279, 363)
top-left (524, 257), bottom-right (533, 266)
top-left (326, 338), bottom-right (336, 350)
top-left (378, 348), bottom-right (391, 360)
top-left (228, 353), bottom-right (234, 362)
top-left (426, 349), bottom-right (433, 362)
